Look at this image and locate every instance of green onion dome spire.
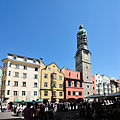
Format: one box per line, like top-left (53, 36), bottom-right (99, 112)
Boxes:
top-left (77, 24), bottom-right (87, 37)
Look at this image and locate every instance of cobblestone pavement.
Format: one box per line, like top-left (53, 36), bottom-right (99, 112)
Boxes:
top-left (54, 110), bottom-right (81, 120)
top-left (0, 112), bottom-right (24, 120)
top-left (0, 110), bottom-right (81, 120)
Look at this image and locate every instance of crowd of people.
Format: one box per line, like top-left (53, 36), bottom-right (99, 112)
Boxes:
top-left (0, 98), bottom-right (120, 120)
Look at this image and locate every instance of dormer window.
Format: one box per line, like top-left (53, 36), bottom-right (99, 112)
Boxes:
top-left (48, 67), bottom-right (51, 70)
top-left (69, 72), bottom-right (71, 76)
top-left (13, 56), bottom-right (16, 59)
top-left (33, 60), bottom-right (36, 63)
top-left (24, 58), bottom-right (27, 62)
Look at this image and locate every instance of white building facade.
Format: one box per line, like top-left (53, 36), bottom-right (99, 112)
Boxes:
top-left (95, 73), bottom-right (111, 95)
top-left (1, 53), bottom-right (40, 103)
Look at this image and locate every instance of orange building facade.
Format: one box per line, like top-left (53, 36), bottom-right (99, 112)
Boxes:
top-left (64, 69), bottom-right (84, 100)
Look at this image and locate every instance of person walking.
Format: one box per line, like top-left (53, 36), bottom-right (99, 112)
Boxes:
top-left (23, 103), bottom-right (33, 120)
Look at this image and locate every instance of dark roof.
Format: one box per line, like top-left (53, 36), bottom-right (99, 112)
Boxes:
top-left (107, 91), bottom-right (120, 97)
top-left (8, 53), bottom-right (40, 61)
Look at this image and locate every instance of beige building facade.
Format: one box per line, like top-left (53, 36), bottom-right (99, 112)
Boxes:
top-left (110, 77), bottom-right (119, 94)
top-left (1, 53), bottom-right (40, 103)
top-left (40, 61), bottom-right (65, 102)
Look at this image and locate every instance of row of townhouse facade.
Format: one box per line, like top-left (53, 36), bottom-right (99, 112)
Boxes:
top-left (1, 53), bottom-right (88, 104)
top-left (95, 73), bottom-right (119, 96)
top-left (0, 53), bottom-right (120, 104)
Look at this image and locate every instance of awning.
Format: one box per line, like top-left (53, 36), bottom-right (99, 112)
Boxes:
top-left (24, 100), bottom-right (33, 103)
top-left (12, 100), bottom-right (23, 103)
top-left (107, 91), bottom-right (120, 97)
top-left (85, 94), bottom-right (104, 99)
top-left (35, 100), bottom-right (43, 103)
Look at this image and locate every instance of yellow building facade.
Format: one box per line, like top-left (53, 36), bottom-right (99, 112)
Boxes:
top-left (40, 61), bottom-right (65, 102)
top-left (110, 77), bottom-right (119, 94)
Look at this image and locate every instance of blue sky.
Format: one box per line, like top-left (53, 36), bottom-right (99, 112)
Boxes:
top-left (0, 0), bottom-right (120, 79)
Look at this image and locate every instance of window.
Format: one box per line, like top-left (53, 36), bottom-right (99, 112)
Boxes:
top-left (8, 71), bottom-right (11, 76)
top-left (5, 71), bottom-right (6, 76)
top-left (68, 91), bottom-right (71, 96)
top-left (73, 91), bottom-right (75, 96)
top-left (87, 76), bottom-right (88, 79)
top-left (1, 90), bottom-right (4, 95)
top-left (2, 81), bottom-right (5, 86)
top-left (5, 62), bottom-right (8, 67)
top-left (33, 60), bottom-right (36, 63)
top-left (51, 74), bottom-right (56, 79)
top-left (3, 71), bottom-right (4, 76)
top-left (34, 91), bottom-right (37, 96)
top-left (23, 82), bottom-right (26, 87)
top-left (52, 91), bottom-right (56, 96)
top-left (9, 63), bottom-right (11, 67)
top-left (8, 81), bottom-right (10, 86)
top-left (68, 81), bottom-right (71, 87)
top-left (93, 81), bottom-right (94, 84)
top-left (13, 91), bottom-right (18, 96)
top-left (15, 72), bottom-right (19, 77)
top-left (80, 82), bottom-right (82, 88)
top-left (69, 72), bottom-right (71, 76)
top-left (24, 66), bottom-right (27, 70)
top-left (57, 69), bottom-right (59, 72)
top-left (93, 87), bottom-right (94, 90)
top-left (44, 74), bottom-right (48, 78)
top-left (23, 73), bottom-right (27, 78)
top-left (77, 74), bottom-right (79, 78)
top-left (44, 91), bottom-right (48, 96)
top-left (44, 82), bottom-right (48, 87)
top-left (14, 56), bottom-right (16, 59)
top-left (34, 83), bottom-right (37, 87)
top-left (79, 92), bottom-right (82, 96)
top-left (76, 91), bottom-right (79, 96)
top-left (3, 63), bottom-right (5, 68)
top-left (22, 91), bottom-right (26, 96)
top-left (48, 67), bottom-right (51, 70)
top-left (24, 58), bottom-right (27, 62)
top-left (59, 84), bottom-right (62, 88)
top-left (35, 68), bottom-right (38, 71)
top-left (51, 82), bottom-right (56, 87)
top-left (15, 64), bottom-right (19, 69)
top-left (7, 90), bottom-right (10, 95)
top-left (74, 82), bottom-right (77, 87)
top-left (59, 92), bottom-right (62, 96)
top-left (14, 81), bottom-right (18, 86)
top-left (59, 76), bottom-right (62, 80)
top-left (87, 85), bottom-right (89, 88)
top-left (34, 74), bottom-right (38, 79)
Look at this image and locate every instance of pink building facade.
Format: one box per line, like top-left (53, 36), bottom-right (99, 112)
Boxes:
top-left (64, 69), bottom-right (84, 100)
top-left (92, 75), bottom-right (96, 94)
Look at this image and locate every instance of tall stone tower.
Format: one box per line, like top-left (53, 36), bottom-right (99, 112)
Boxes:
top-left (75, 24), bottom-right (92, 97)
